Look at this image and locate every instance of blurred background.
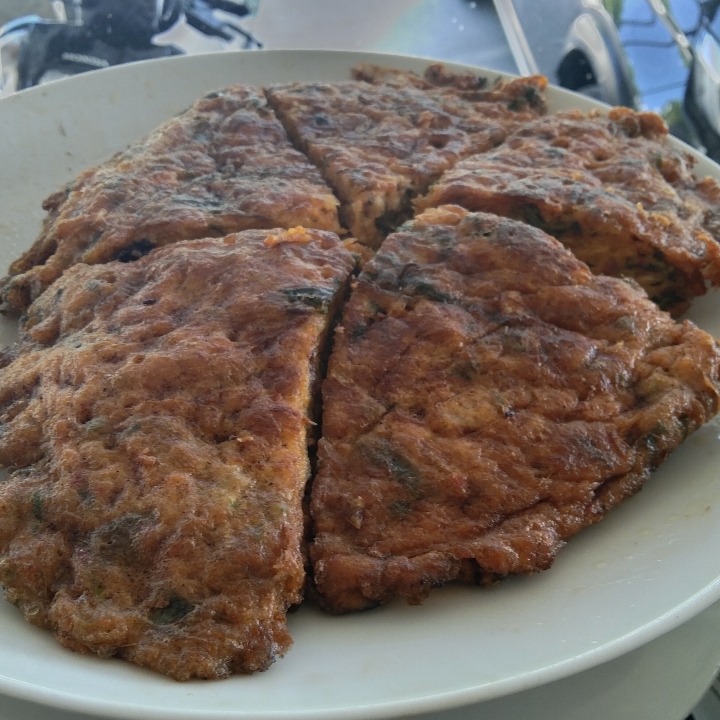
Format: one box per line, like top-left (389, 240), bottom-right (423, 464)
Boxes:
top-left (0, 1), bottom-right (701, 122)
top-left (0, 1), bottom-right (703, 146)
top-left (0, 0), bottom-right (51, 21)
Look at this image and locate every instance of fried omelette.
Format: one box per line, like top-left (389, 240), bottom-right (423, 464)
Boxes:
top-left (310, 206), bottom-right (720, 613)
top-left (417, 108), bottom-right (720, 315)
top-left (265, 64), bottom-right (546, 249)
top-left (0, 228), bottom-right (355, 679)
top-left (0, 86), bottom-right (342, 313)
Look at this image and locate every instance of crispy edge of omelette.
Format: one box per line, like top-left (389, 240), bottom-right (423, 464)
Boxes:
top-left (0, 227), bottom-right (355, 679)
top-left (309, 205), bottom-right (720, 613)
top-left (265, 65), bottom-right (547, 249)
top-left (0, 85), bottom-right (342, 314)
top-left (352, 62), bottom-right (548, 113)
top-left (417, 108), bottom-right (720, 316)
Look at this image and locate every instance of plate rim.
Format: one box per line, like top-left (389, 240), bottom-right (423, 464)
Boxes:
top-left (0, 47), bottom-right (719, 720)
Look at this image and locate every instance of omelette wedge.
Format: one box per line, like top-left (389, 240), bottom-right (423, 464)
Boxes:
top-left (310, 206), bottom-right (720, 612)
top-left (0, 228), bottom-right (355, 678)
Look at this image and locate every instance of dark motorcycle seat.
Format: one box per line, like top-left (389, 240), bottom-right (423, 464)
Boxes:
top-left (17, 22), bottom-right (182, 90)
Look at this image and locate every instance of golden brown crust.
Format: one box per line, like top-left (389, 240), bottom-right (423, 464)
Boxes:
top-left (310, 206), bottom-right (720, 613)
top-left (266, 65), bottom-right (546, 248)
top-left (418, 109), bottom-right (720, 315)
top-left (0, 86), bottom-right (342, 313)
top-left (351, 63), bottom-right (548, 108)
top-left (0, 229), bottom-right (355, 678)
top-left (2, 66), bottom-right (720, 668)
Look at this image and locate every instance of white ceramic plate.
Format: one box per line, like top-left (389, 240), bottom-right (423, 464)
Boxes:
top-left (1, 50), bottom-right (720, 720)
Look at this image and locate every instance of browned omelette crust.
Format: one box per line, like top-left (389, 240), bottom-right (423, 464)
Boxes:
top-left (418, 108), bottom-right (720, 315)
top-left (0, 228), bottom-right (355, 679)
top-left (266, 64), bottom-right (546, 249)
top-left (310, 206), bottom-right (720, 613)
top-left (0, 86), bottom-right (342, 313)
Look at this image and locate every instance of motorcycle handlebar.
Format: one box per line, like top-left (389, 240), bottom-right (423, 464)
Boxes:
top-left (204, 0), bottom-right (252, 19)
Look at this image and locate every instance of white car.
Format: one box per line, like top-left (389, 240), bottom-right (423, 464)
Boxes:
top-left (493, 0), bottom-right (637, 107)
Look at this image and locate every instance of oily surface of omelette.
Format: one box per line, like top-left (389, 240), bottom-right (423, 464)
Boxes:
top-left (266, 64), bottom-right (546, 249)
top-left (310, 206), bottom-right (720, 613)
top-left (0, 85), bottom-right (341, 313)
top-left (0, 229), bottom-right (355, 679)
top-left (418, 108), bottom-right (720, 316)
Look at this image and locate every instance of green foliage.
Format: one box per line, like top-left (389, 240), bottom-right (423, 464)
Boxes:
top-left (661, 100), bottom-right (684, 128)
top-left (603, 0), bottom-right (624, 26)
